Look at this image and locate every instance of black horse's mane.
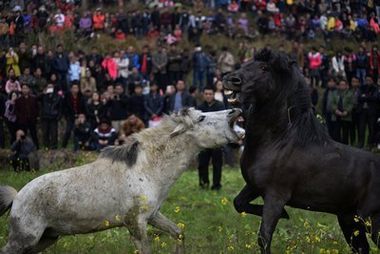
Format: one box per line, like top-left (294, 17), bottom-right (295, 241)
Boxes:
top-left (255, 48), bottom-right (331, 147)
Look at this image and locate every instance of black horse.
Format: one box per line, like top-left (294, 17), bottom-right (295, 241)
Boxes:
top-left (223, 48), bottom-right (380, 254)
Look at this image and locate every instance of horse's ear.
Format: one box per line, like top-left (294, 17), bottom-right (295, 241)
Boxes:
top-left (169, 124), bottom-right (187, 138)
top-left (270, 54), bottom-right (292, 74)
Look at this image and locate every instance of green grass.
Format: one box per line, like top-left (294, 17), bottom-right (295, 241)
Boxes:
top-left (0, 156), bottom-right (378, 254)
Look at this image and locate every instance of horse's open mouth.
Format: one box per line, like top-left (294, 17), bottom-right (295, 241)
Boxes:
top-left (228, 109), bottom-right (245, 140)
top-left (224, 89), bottom-right (241, 105)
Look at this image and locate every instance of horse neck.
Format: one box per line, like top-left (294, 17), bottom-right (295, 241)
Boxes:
top-left (244, 101), bottom-right (288, 147)
top-left (148, 134), bottom-right (200, 189)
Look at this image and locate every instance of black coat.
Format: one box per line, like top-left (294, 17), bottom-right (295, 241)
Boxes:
top-left (62, 93), bottom-right (87, 120)
top-left (129, 94), bottom-right (146, 121)
top-left (197, 100), bottom-right (225, 112)
top-left (41, 92), bottom-right (62, 120)
top-left (107, 95), bottom-right (128, 121)
top-left (144, 93), bottom-right (164, 117)
top-left (358, 84), bottom-right (379, 114)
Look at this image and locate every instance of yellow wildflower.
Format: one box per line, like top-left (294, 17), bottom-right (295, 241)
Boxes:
top-left (240, 212), bottom-right (247, 217)
top-left (218, 226), bottom-right (223, 232)
top-left (104, 220), bottom-right (110, 227)
top-left (154, 235), bottom-right (160, 242)
top-left (115, 215), bottom-right (122, 222)
top-left (177, 223), bottom-right (185, 230)
top-left (245, 243), bottom-right (252, 249)
top-left (161, 242), bottom-right (167, 248)
top-left (174, 206), bottom-right (181, 213)
top-left (221, 197), bottom-right (229, 206)
top-left (227, 246), bottom-right (234, 251)
top-left (353, 230), bottom-right (360, 237)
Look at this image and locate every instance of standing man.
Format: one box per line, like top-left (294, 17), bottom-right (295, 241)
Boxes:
top-left (152, 45), bottom-right (168, 92)
top-left (358, 76), bottom-right (378, 149)
top-left (197, 86), bottom-right (225, 190)
top-left (168, 80), bottom-right (195, 113)
top-left (15, 84), bottom-right (39, 149)
top-left (62, 82), bottom-right (87, 148)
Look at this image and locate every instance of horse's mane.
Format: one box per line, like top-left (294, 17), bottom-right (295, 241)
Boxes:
top-left (284, 69), bottom-right (331, 147)
top-left (99, 109), bottom-right (197, 166)
top-left (255, 48), bottom-right (331, 147)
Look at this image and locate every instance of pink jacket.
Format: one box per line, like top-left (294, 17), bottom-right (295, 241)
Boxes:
top-left (101, 57), bottom-right (118, 80)
top-left (308, 52), bottom-right (322, 70)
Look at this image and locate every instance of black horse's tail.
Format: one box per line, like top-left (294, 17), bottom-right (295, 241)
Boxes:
top-left (0, 186), bottom-right (17, 216)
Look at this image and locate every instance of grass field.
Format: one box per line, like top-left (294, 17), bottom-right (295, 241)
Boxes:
top-left (0, 155), bottom-right (378, 254)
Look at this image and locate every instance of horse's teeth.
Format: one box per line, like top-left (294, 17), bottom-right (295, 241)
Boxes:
top-left (224, 90), bottom-right (233, 96)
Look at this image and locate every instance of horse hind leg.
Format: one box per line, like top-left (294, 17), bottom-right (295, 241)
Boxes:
top-left (1, 217), bottom-right (46, 254)
top-left (24, 229), bottom-right (59, 254)
top-left (337, 213), bottom-right (369, 254)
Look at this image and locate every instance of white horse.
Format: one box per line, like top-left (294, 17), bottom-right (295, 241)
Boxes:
top-left (0, 108), bottom-right (245, 254)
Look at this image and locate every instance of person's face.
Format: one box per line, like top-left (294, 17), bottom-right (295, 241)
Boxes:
top-left (8, 69), bottom-right (15, 77)
top-left (129, 115), bottom-right (137, 124)
top-left (35, 68), bottom-right (42, 76)
top-left (203, 89), bottom-right (214, 103)
top-left (71, 85), bottom-right (79, 95)
top-left (24, 68), bottom-right (30, 75)
top-left (366, 77), bottom-right (374, 85)
top-left (107, 85), bottom-right (114, 94)
top-left (338, 81), bottom-right (348, 90)
top-left (115, 86), bottom-right (124, 95)
top-left (92, 93), bottom-right (100, 101)
top-left (327, 80), bottom-right (336, 89)
top-left (51, 74), bottom-right (57, 81)
top-left (151, 84), bottom-right (158, 92)
top-left (57, 46), bottom-right (63, 53)
top-left (176, 81), bottom-right (185, 91)
top-left (21, 86), bottom-right (30, 96)
top-left (100, 123), bottom-right (108, 130)
top-left (134, 86), bottom-right (143, 95)
top-left (216, 81), bottom-right (223, 91)
top-left (78, 114), bottom-right (86, 123)
top-left (351, 78), bottom-right (360, 88)
top-left (11, 93), bottom-right (18, 101)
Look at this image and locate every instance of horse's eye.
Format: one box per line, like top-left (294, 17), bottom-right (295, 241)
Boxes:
top-left (198, 116), bottom-right (206, 122)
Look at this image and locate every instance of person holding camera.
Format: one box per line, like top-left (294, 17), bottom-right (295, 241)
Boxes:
top-left (10, 129), bottom-right (36, 172)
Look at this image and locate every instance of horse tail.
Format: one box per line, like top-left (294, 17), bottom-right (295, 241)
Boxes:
top-left (0, 186), bottom-right (17, 216)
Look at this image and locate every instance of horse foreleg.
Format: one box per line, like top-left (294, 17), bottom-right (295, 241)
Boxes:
top-left (127, 218), bottom-right (151, 254)
top-left (337, 214), bottom-right (369, 254)
top-left (149, 212), bottom-right (184, 254)
top-left (258, 193), bottom-right (288, 254)
top-left (234, 185), bottom-right (289, 219)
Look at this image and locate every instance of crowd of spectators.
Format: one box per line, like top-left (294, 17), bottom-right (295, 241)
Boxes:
top-left (1, 0), bottom-right (380, 169)
top-left (2, 0), bottom-right (380, 47)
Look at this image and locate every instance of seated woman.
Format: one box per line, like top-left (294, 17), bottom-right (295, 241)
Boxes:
top-left (91, 118), bottom-right (117, 150)
top-left (9, 129), bottom-right (36, 172)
